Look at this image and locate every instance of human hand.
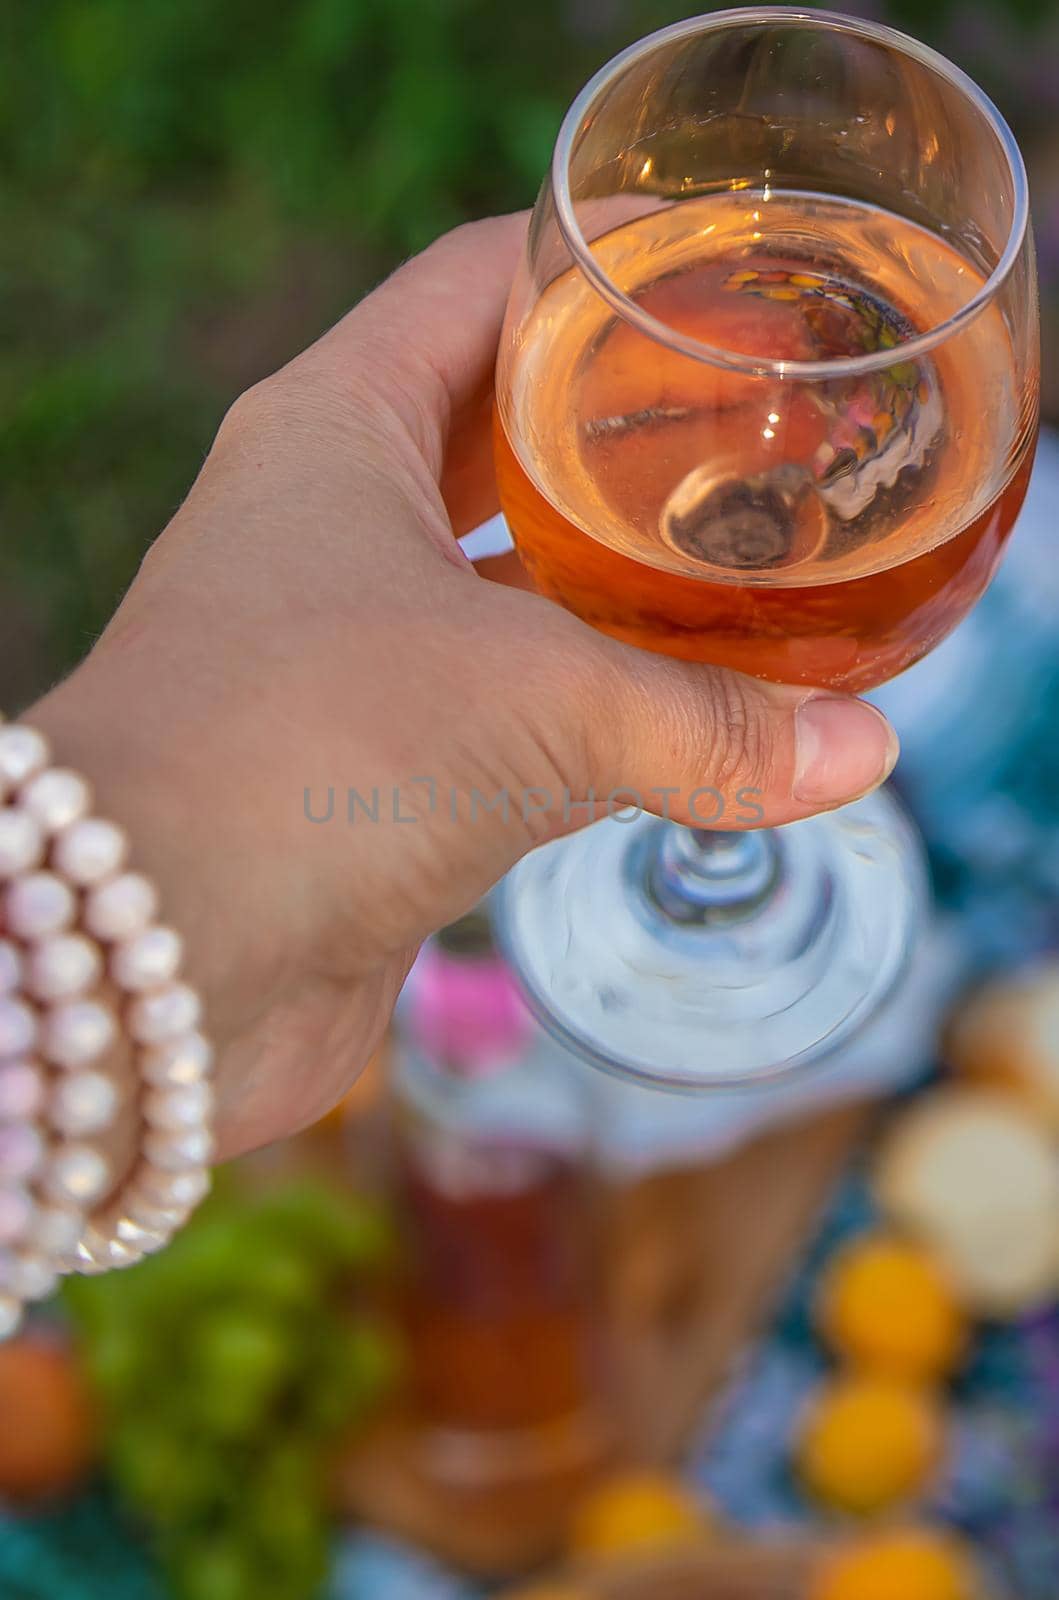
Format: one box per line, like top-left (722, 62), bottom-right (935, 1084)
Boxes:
top-left (30, 216), bottom-right (897, 1158)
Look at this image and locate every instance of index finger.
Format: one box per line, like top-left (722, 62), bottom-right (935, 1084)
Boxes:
top-left (288, 213), bottom-right (530, 484)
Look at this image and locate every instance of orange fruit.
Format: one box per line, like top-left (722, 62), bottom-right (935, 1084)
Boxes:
top-left (796, 1375), bottom-right (943, 1514)
top-left (569, 1470), bottom-right (711, 1558)
top-left (817, 1234), bottom-right (967, 1381)
top-left (810, 1527), bottom-right (985, 1600)
top-left (0, 1333), bottom-right (96, 1501)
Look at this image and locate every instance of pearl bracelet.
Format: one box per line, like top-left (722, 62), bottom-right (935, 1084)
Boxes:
top-left (0, 720), bottom-right (214, 1338)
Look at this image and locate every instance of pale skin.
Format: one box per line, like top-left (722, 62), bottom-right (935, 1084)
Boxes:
top-left (28, 215), bottom-right (898, 1164)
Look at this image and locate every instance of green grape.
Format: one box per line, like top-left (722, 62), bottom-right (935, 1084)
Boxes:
top-left (299, 1376), bottom-right (356, 1435)
top-left (169, 1536), bottom-right (249, 1600)
top-left (261, 1526), bottom-right (330, 1598)
top-left (113, 1429), bottom-right (224, 1523)
top-left (140, 1223), bottom-right (239, 1287)
top-left (306, 1317), bottom-right (400, 1428)
top-left (185, 1378), bottom-right (279, 1441)
top-left (64, 1177), bottom-right (400, 1600)
top-left (249, 1511), bottom-right (329, 1597)
top-left (257, 1486), bottom-right (324, 1554)
top-left (340, 1317), bottom-right (400, 1397)
top-left (230, 1447), bottom-right (330, 1598)
top-left (172, 1242), bottom-right (323, 1317)
top-left (143, 1217), bottom-right (277, 1304)
top-left (191, 1307), bottom-right (293, 1400)
top-left (249, 1186), bottom-right (393, 1272)
top-left (85, 1323), bottom-right (143, 1398)
top-left (239, 1250), bottom-right (323, 1311)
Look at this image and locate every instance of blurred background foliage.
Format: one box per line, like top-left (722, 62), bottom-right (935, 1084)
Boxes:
top-left (2, 0), bottom-right (1058, 703)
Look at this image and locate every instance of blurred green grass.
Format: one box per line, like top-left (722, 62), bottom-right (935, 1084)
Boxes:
top-left (2, 0), bottom-right (1055, 702)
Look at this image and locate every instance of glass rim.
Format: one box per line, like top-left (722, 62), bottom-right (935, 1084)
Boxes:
top-left (550, 6), bottom-right (1030, 380)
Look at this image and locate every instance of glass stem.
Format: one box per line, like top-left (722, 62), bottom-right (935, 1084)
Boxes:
top-left (645, 825), bottom-right (782, 926)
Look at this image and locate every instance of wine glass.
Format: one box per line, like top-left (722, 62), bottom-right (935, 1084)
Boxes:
top-left (493, 8), bottom-right (1039, 1089)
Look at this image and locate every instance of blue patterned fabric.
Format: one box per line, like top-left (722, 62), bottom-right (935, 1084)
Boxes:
top-left (690, 1172), bottom-right (1059, 1600)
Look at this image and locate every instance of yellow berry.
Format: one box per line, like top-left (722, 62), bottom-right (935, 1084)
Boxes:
top-left (796, 1376), bottom-right (943, 1514)
top-left (569, 1471), bottom-right (710, 1558)
top-left (817, 1234), bottom-right (967, 1381)
top-left (810, 1528), bottom-right (984, 1600)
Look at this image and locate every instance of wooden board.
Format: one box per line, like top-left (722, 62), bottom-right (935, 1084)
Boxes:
top-left (500, 1542), bottom-right (824, 1600)
top-left (602, 1103), bottom-right (870, 1464)
top-left (336, 1100), bottom-right (872, 1575)
top-left (336, 1410), bottom-right (616, 1575)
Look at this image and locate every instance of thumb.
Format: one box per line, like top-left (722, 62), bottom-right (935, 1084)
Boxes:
top-left (507, 620), bottom-right (900, 838)
top-left (311, 581), bottom-right (899, 964)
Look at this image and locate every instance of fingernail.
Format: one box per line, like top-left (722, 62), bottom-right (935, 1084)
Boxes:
top-left (793, 696), bottom-right (899, 806)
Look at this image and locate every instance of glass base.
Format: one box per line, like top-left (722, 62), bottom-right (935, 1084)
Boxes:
top-left (498, 787), bottom-right (928, 1091)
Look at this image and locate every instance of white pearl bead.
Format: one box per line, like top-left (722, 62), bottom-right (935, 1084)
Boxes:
top-left (108, 1241), bottom-right (147, 1269)
top-left (24, 933), bottom-right (102, 1003)
top-left (0, 940), bottom-right (23, 995)
top-left (115, 1214), bottom-right (168, 1252)
top-left (0, 1292), bottom-right (22, 1339)
top-left (84, 872), bottom-right (158, 942)
top-left (67, 1227), bottom-right (103, 1265)
top-left (44, 1142), bottom-right (112, 1206)
top-left (20, 768), bottom-right (92, 834)
top-left (28, 1204), bottom-right (84, 1256)
top-left (51, 1070), bottom-right (120, 1136)
top-left (142, 1032), bottom-right (213, 1089)
top-left (133, 1163), bottom-right (210, 1210)
top-left (125, 1190), bottom-right (189, 1232)
top-left (3, 1251), bottom-right (57, 1302)
top-left (128, 982), bottom-right (202, 1045)
top-left (0, 996), bottom-right (38, 1058)
top-left (0, 1122), bottom-right (44, 1181)
top-left (40, 999), bottom-right (116, 1069)
top-left (0, 807), bottom-right (44, 879)
top-left (144, 1080), bottom-right (213, 1132)
top-left (3, 871), bottom-right (76, 940)
top-left (110, 925), bottom-right (183, 991)
top-left (129, 1228), bottom-right (171, 1256)
top-left (0, 726), bottom-right (49, 794)
top-left (0, 1186), bottom-right (34, 1245)
top-left (166, 1168), bottom-right (211, 1208)
top-left (71, 1245), bottom-right (110, 1275)
top-left (0, 1060), bottom-right (45, 1121)
top-left (143, 1126), bottom-right (214, 1172)
top-left (77, 1224), bottom-right (142, 1270)
top-left (52, 817), bottom-right (128, 887)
